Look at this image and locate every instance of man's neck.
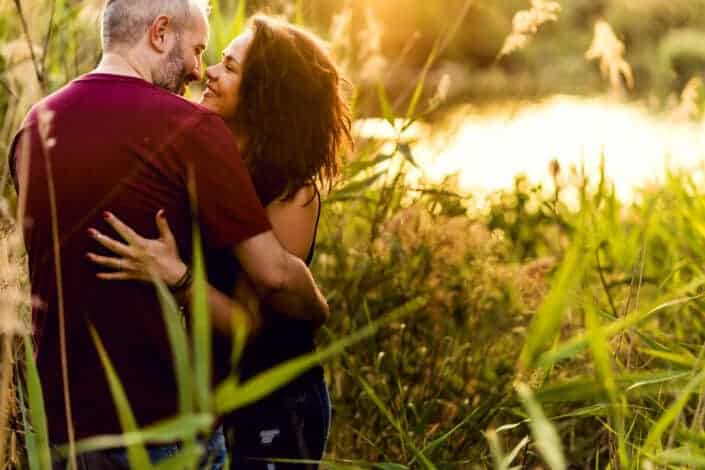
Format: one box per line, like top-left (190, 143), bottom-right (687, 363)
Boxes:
top-left (94, 51), bottom-right (153, 83)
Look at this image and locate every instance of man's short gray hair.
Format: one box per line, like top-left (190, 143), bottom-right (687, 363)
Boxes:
top-left (101, 0), bottom-right (209, 50)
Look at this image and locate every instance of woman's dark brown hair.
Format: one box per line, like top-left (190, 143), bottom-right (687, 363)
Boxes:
top-left (232, 14), bottom-right (353, 205)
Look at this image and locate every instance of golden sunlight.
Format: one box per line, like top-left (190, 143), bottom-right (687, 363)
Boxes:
top-left (404, 96), bottom-right (705, 202)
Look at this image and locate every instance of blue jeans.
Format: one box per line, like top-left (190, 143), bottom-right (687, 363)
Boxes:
top-left (51, 427), bottom-right (227, 470)
top-left (224, 371), bottom-right (332, 469)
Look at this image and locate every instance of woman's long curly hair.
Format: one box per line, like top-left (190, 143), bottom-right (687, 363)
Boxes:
top-left (232, 14), bottom-right (353, 205)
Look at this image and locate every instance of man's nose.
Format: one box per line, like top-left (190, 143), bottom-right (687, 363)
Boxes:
top-left (189, 59), bottom-right (203, 82)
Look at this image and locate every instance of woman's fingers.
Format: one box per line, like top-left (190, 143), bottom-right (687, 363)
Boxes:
top-left (89, 228), bottom-right (134, 258)
top-left (86, 252), bottom-right (137, 271)
top-left (155, 210), bottom-right (176, 244)
top-left (104, 211), bottom-right (145, 246)
top-left (96, 271), bottom-right (144, 281)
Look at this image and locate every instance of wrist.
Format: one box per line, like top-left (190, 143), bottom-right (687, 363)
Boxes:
top-left (169, 266), bottom-right (192, 294)
top-left (168, 263), bottom-right (189, 288)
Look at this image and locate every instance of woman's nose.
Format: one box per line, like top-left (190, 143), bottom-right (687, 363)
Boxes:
top-left (205, 65), bottom-right (217, 81)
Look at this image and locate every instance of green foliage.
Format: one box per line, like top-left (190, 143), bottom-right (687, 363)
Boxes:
top-left (658, 28), bottom-right (705, 90)
top-left (190, 217), bottom-right (212, 413)
top-left (153, 279), bottom-right (194, 415)
top-left (21, 336), bottom-right (51, 470)
top-left (515, 383), bottom-right (566, 470)
top-left (207, 0), bottom-right (247, 65)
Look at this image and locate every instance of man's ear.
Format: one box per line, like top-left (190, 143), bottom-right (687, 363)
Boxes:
top-left (148, 15), bottom-right (172, 53)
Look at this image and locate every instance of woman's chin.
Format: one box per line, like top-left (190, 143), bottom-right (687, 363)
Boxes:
top-left (199, 96), bottom-right (217, 112)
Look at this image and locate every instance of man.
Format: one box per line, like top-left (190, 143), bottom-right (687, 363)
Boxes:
top-left (9, 0), bottom-right (328, 468)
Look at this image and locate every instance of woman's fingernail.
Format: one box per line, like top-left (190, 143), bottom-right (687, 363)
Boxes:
top-left (88, 228), bottom-right (97, 237)
top-left (103, 211), bottom-right (111, 220)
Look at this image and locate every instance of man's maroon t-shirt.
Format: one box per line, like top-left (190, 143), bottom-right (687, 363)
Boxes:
top-left (9, 73), bottom-right (271, 444)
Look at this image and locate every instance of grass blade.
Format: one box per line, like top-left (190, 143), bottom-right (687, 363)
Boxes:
top-left (89, 326), bottom-right (152, 470)
top-left (536, 371), bottom-right (690, 403)
top-left (329, 170), bottom-right (387, 201)
top-left (485, 430), bottom-right (506, 470)
top-left (208, 0), bottom-right (226, 61)
top-left (404, 39), bottom-right (440, 120)
top-left (153, 279), bottom-right (193, 414)
top-left (153, 443), bottom-right (203, 470)
top-left (516, 382), bottom-right (566, 470)
top-left (519, 233), bottom-right (588, 368)
top-left (654, 447), bottom-right (705, 467)
top-left (414, 411), bottom-right (479, 463)
top-left (191, 225), bottom-right (212, 413)
top-left (377, 82), bottom-right (395, 126)
top-left (357, 377), bottom-right (437, 470)
top-left (642, 368), bottom-right (705, 452)
top-left (58, 414), bottom-right (213, 456)
top-left (17, 375), bottom-right (40, 470)
top-left (231, 0), bottom-right (247, 38)
top-left (503, 436), bottom-right (530, 468)
top-left (584, 301), bottom-right (628, 466)
top-left (295, 0), bottom-right (304, 25)
top-left (537, 292), bottom-right (705, 368)
top-left (215, 297), bottom-right (427, 414)
top-left (22, 336), bottom-right (51, 470)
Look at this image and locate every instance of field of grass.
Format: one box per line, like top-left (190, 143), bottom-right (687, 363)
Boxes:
top-left (5, 1), bottom-right (705, 469)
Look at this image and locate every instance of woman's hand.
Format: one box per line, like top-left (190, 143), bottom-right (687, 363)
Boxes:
top-left (87, 210), bottom-right (188, 287)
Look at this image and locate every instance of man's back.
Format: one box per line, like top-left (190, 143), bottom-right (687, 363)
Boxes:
top-left (10, 73), bottom-right (270, 443)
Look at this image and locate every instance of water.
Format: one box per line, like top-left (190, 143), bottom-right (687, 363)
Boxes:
top-left (356, 95), bottom-right (705, 202)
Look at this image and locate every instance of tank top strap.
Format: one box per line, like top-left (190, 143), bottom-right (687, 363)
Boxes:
top-left (304, 189), bottom-right (322, 266)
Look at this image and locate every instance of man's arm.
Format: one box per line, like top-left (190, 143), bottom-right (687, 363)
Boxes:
top-left (184, 113), bottom-right (327, 323)
top-left (233, 231), bottom-right (329, 326)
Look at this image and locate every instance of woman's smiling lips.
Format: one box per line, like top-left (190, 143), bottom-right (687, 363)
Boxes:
top-left (203, 84), bottom-right (217, 97)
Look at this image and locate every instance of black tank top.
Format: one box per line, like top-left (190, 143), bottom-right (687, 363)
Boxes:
top-left (208, 191), bottom-right (323, 383)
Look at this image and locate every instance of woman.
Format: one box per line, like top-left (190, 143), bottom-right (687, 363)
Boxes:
top-left (87, 14), bottom-right (352, 469)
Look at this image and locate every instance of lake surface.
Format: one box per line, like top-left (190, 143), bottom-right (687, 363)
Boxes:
top-left (356, 95), bottom-right (705, 202)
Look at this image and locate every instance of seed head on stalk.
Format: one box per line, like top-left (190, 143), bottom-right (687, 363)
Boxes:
top-left (498, 0), bottom-right (561, 59)
top-left (585, 19), bottom-right (634, 94)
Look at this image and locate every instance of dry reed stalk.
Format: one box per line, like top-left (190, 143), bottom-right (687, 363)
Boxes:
top-left (0, 214), bottom-right (26, 469)
top-left (0, 335), bottom-right (14, 468)
top-left (585, 19), bottom-right (634, 94)
top-left (38, 107), bottom-right (77, 470)
top-left (672, 77), bottom-right (704, 122)
top-left (498, 0), bottom-right (561, 58)
top-left (11, 0), bottom-right (46, 94)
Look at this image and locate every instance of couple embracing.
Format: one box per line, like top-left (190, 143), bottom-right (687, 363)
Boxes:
top-left (9, 0), bottom-right (351, 468)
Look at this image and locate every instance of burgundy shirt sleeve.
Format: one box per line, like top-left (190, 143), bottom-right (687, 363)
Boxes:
top-left (179, 112), bottom-right (271, 250)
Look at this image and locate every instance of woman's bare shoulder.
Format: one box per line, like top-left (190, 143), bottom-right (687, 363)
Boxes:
top-left (270, 184), bottom-right (319, 210)
top-left (266, 185), bottom-right (319, 259)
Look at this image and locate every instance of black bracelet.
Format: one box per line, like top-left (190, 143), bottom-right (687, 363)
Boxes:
top-left (169, 266), bottom-right (193, 293)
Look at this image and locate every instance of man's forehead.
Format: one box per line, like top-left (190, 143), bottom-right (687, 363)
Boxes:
top-left (186, 9), bottom-right (209, 42)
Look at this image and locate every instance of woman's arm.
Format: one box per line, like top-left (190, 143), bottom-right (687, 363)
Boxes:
top-left (87, 210), bottom-right (262, 336)
top-left (87, 185), bottom-right (323, 334)
top-left (234, 185), bottom-right (322, 324)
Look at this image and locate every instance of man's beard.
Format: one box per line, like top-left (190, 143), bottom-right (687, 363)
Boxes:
top-left (154, 38), bottom-right (189, 95)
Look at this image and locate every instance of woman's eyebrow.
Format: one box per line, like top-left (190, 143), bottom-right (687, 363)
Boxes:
top-left (222, 52), bottom-right (242, 67)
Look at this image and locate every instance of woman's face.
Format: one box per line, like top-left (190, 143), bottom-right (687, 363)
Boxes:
top-left (200, 32), bottom-right (253, 120)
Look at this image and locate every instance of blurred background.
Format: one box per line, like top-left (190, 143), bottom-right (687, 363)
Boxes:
top-left (4, 0), bottom-right (705, 202)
